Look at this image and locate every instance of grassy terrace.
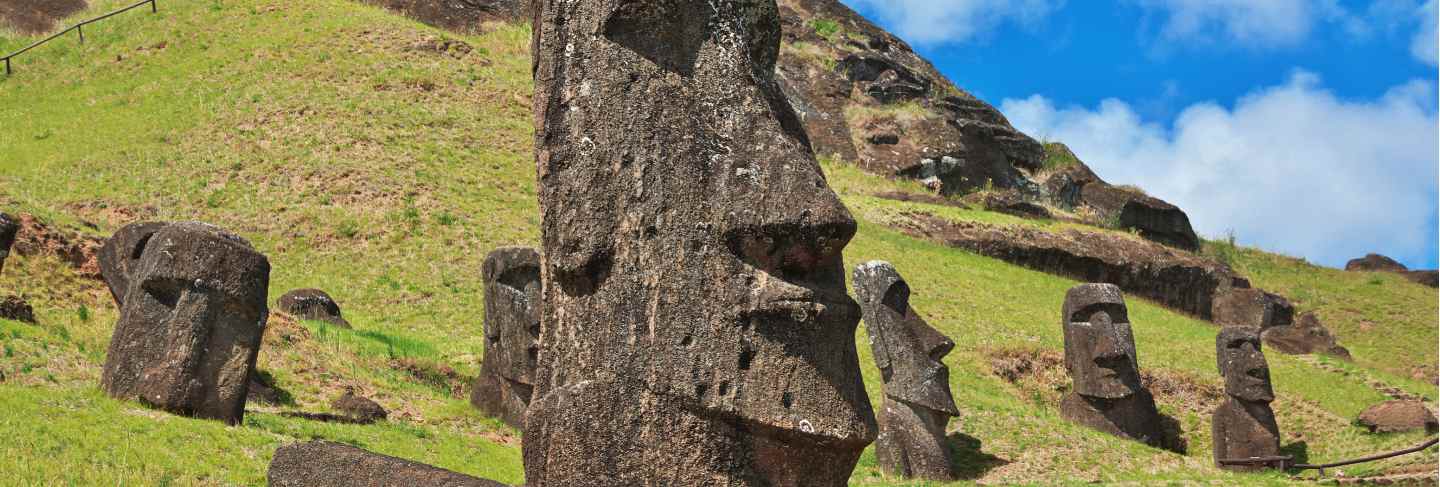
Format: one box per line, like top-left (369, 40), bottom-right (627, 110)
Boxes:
top-left (1, 0), bottom-right (1435, 485)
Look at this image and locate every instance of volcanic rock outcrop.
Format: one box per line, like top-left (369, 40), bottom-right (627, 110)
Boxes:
top-left (100, 221), bottom-right (270, 425)
top-left (525, 0), bottom-right (876, 484)
top-left (1260, 312), bottom-right (1350, 359)
top-left (276, 288), bottom-right (350, 328)
top-left (1212, 288), bottom-right (1294, 330)
top-left (267, 441), bottom-right (508, 487)
top-left (1039, 146), bottom-right (1199, 250)
top-left (1344, 253), bottom-right (1438, 288)
top-left (0, 212), bottom-right (16, 275)
top-left (1211, 327), bottom-right (1282, 471)
top-left (470, 246), bottom-right (540, 429)
top-left (1356, 400), bottom-right (1439, 434)
top-left (854, 261), bottom-right (959, 481)
top-left (1058, 284), bottom-right (1166, 447)
top-left (10, 213), bottom-right (102, 277)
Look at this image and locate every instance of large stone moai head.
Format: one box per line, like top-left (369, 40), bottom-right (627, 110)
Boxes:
top-left (471, 246), bottom-right (541, 427)
top-left (1216, 327), bottom-right (1274, 403)
top-left (527, 0), bottom-right (875, 484)
top-left (1062, 283), bottom-right (1142, 399)
top-left (853, 261), bottom-right (957, 415)
top-left (100, 222), bottom-right (270, 425)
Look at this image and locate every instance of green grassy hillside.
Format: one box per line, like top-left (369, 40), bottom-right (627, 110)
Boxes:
top-left (1, 0), bottom-right (1434, 485)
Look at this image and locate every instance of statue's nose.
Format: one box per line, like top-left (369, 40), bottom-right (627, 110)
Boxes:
top-left (724, 198), bottom-right (855, 278)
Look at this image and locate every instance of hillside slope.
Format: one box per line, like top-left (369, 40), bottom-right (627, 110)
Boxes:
top-left (0, 0), bottom-right (1435, 485)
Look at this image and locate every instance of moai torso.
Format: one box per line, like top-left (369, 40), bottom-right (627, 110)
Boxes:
top-left (471, 246), bottom-right (541, 428)
top-left (524, 0), bottom-right (876, 485)
top-left (1057, 283), bottom-right (1165, 447)
top-left (854, 261), bottom-right (958, 481)
top-left (1212, 327), bottom-right (1281, 471)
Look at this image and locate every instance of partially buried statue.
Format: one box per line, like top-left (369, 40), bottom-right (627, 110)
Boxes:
top-left (853, 261), bottom-right (958, 481)
top-left (1058, 283), bottom-right (1166, 447)
top-left (99, 221), bottom-right (270, 425)
top-left (1212, 327), bottom-right (1283, 471)
top-left (470, 246), bottom-right (541, 429)
top-left (525, 0), bottom-right (877, 485)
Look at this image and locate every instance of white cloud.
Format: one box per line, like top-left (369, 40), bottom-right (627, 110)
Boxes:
top-left (1413, 0), bottom-right (1438, 65)
top-left (842, 0), bottom-right (1062, 46)
top-left (1002, 72), bottom-right (1439, 268)
top-left (1130, 0), bottom-right (1337, 47)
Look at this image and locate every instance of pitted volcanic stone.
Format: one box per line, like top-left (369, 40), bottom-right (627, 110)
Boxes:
top-left (0, 212), bottom-right (16, 276)
top-left (1212, 327), bottom-right (1281, 471)
top-left (1058, 283), bottom-right (1165, 447)
top-left (98, 221), bottom-right (168, 307)
top-left (853, 261), bottom-right (957, 480)
top-left (267, 441), bottom-right (508, 487)
top-left (332, 387), bottom-right (388, 423)
top-left (470, 246), bottom-right (540, 428)
top-left (100, 221), bottom-right (270, 425)
top-left (276, 288), bottom-right (349, 328)
top-left (526, 0), bottom-right (876, 484)
top-left (1357, 400), bottom-right (1439, 434)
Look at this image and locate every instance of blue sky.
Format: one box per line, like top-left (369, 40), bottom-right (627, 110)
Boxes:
top-left (841, 0), bottom-right (1439, 270)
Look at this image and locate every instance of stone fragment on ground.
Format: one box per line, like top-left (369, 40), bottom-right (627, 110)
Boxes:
top-left (276, 288), bottom-right (350, 328)
top-left (470, 246), bottom-right (540, 429)
top-left (1260, 312), bottom-right (1351, 360)
top-left (1357, 400), bottom-right (1439, 434)
top-left (267, 441), bottom-right (508, 487)
top-left (0, 295), bottom-right (35, 323)
top-left (332, 387), bottom-right (388, 423)
top-left (100, 221), bottom-right (270, 425)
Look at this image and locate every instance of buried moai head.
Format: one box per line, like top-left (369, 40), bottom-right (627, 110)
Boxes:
top-left (853, 261), bottom-right (958, 416)
top-left (100, 221), bottom-right (270, 424)
top-left (482, 246), bottom-right (540, 385)
top-left (527, 0), bottom-right (874, 482)
top-left (1062, 283), bottom-right (1143, 399)
top-left (1216, 327), bottom-right (1274, 403)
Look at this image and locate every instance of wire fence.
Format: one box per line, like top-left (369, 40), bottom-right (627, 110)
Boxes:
top-left (2, 0), bottom-right (158, 76)
top-left (1217, 437), bottom-right (1438, 477)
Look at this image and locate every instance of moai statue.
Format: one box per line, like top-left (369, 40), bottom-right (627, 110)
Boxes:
top-left (853, 261), bottom-right (958, 481)
top-left (470, 246), bottom-right (540, 429)
top-left (98, 221), bottom-right (168, 307)
top-left (100, 222), bottom-right (270, 425)
top-left (0, 212), bottom-right (17, 276)
top-left (525, 0), bottom-right (877, 484)
top-left (1212, 327), bottom-right (1282, 471)
top-left (1058, 283), bottom-right (1166, 447)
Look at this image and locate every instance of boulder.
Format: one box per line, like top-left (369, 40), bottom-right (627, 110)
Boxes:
top-left (1345, 253), bottom-right (1408, 272)
top-left (853, 261), bottom-right (958, 481)
top-left (100, 222), bottom-right (270, 425)
top-left (526, 0), bottom-right (875, 483)
top-left (1404, 270), bottom-right (1439, 288)
top-left (98, 221), bottom-right (167, 307)
top-left (0, 212), bottom-right (16, 276)
top-left (964, 190), bottom-right (1051, 219)
top-left (276, 288), bottom-right (350, 328)
top-left (1041, 155), bottom-right (1200, 251)
top-left (1211, 288), bottom-right (1294, 330)
top-left (332, 387), bottom-right (388, 423)
top-left (0, 295), bottom-right (34, 323)
top-left (1356, 400), bottom-right (1439, 434)
top-left (267, 441), bottom-right (508, 487)
top-left (1212, 327), bottom-right (1283, 471)
top-left (1058, 284), bottom-right (1167, 447)
top-left (1261, 312), bottom-right (1351, 359)
top-left (470, 246), bottom-right (540, 429)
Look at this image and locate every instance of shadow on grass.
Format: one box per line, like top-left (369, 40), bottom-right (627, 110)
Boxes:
top-left (947, 431), bottom-right (1009, 480)
top-left (1281, 441), bottom-right (1309, 466)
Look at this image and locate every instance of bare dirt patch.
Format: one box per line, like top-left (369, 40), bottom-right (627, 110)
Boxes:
top-left (0, 0), bottom-right (87, 35)
top-left (360, 0), bottom-right (523, 33)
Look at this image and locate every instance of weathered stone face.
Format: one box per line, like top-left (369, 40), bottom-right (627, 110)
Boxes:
top-left (1062, 283), bottom-right (1141, 399)
top-left (1211, 398), bottom-right (1281, 471)
top-left (1216, 327), bottom-right (1274, 403)
top-left (98, 221), bottom-right (168, 308)
top-left (0, 212), bottom-right (17, 276)
top-left (268, 441), bottom-right (508, 487)
top-left (527, 0), bottom-right (875, 484)
top-left (100, 222), bottom-right (270, 425)
top-left (471, 246), bottom-right (540, 428)
top-left (853, 261), bottom-right (956, 480)
top-left (276, 288), bottom-right (350, 328)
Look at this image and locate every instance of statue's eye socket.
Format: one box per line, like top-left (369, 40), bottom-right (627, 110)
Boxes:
top-left (1227, 339), bottom-right (1246, 349)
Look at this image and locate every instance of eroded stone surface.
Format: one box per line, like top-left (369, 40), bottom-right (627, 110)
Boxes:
top-left (0, 295), bottom-right (34, 323)
top-left (853, 261), bottom-right (957, 480)
top-left (333, 387), bottom-right (388, 423)
top-left (470, 246), bottom-right (540, 428)
top-left (0, 212), bottom-right (17, 276)
top-left (100, 222), bottom-right (270, 425)
top-left (1357, 400), bottom-right (1439, 434)
top-left (1211, 327), bottom-right (1281, 471)
top-left (1058, 283), bottom-right (1165, 447)
top-left (1212, 288), bottom-right (1294, 330)
top-left (267, 441), bottom-right (508, 487)
top-left (526, 1), bottom-right (875, 483)
top-left (1261, 312), bottom-right (1351, 360)
top-left (98, 221), bottom-right (167, 307)
top-left (276, 288), bottom-right (350, 328)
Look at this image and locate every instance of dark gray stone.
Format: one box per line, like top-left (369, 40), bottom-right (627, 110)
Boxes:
top-left (277, 288), bottom-right (350, 328)
top-left (0, 294), bottom-right (34, 323)
top-left (267, 441), bottom-right (508, 487)
top-left (100, 222), bottom-right (270, 425)
top-left (525, 0), bottom-right (876, 484)
top-left (1058, 283), bottom-right (1165, 447)
top-left (1260, 311), bottom-right (1351, 360)
top-left (1357, 400), bottom-right (1439, 434)
top-left (470, 246), bottom-right (540, 428)
top-left (1212, 288), bottom-right (1294, 330)
top-left (1212, 327), bottom-right (1281, 471)
top-left (853, 261), bottom-right (957, 481)
top-left (332, 387), bottom-right (388, 423)
top-left (98, 221), bottom-right (168, 307)
top-left (0, 212), bottom-right (16, 276)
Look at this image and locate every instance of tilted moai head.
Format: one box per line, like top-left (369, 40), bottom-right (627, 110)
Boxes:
top-left (1062, 283), bottom-right (1143, 399)
top-left (527, 0), bottom-right (875, 483)
top-left (1216, 327), bottom-right (1274, 403)
top-left (481, 246), bottom-right (541, 386)
top-left (853, 261), bottom-right (958, 415)
top-left (100, 222), bottom-right (270, 424)
top-left (98, 221), bottom-right (169, 307)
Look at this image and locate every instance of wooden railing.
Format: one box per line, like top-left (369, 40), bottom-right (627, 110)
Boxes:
top-left (2, 0), bottom-right (158, 76)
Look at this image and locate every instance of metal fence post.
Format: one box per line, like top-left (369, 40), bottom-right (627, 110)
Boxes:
top-left (151, 0), bottom-right (157, 13)
top-left (77, 25), bottom-right (84, 43)
top-left (4, 58), bottom-right (10, 76)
